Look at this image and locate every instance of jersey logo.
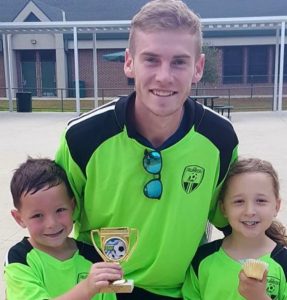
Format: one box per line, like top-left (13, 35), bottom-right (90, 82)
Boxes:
top-left (266, 276), bottom-right (279, 299)
top-left (77, 272), bottom-right (89, 283)
top-left (182, 165), bottom-right (204, 193)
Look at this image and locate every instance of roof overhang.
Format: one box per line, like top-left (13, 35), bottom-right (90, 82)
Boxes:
top-left (0, 16), bottom-right (287, 34)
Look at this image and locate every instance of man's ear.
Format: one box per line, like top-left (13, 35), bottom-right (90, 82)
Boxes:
top-left (192, 54), bottom-right (205, 84)
top-left (124, 48), bottom-right (134, 78)
top-left (11, 209), bottom-right (26, 228)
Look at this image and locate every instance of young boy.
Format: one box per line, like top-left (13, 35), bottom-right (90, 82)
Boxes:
top-left (4, 157), bottom-right (122, 300)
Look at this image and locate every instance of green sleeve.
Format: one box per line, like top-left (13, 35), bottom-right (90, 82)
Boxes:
top-left (55, 131), bottom-right (86, 223)
top-left (4, 263), bottom-right (50, 300)
top-left (182, 266), bottom-right (202, 300)
top-left (280, 274), bottom-right (287, 300)
top-left (208, 145), bottom-right (238, 228)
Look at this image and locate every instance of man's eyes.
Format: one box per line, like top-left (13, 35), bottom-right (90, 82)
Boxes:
top-left (172, 59), bottom-right (187, 66)
top-left (144, 56), bottom-right (158, 63)
top-left (143, 57), bottom-right (187, 66)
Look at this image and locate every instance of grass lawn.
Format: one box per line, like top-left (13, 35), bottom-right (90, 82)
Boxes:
top-left (0, 97), bottom-right (286, 113)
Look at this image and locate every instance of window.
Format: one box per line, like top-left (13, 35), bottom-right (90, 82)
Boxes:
top-left (24, 13), bottom-right (40, 22)
top-left (223, 47), bottom-right (243, 84)
top-left (21, 51), bottom-right (36, 62)
top-left (248, 46), bottom-right (268, 83)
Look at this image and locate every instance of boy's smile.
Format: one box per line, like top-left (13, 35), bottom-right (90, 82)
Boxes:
top-left (11, 183), bottom-right (74, 255)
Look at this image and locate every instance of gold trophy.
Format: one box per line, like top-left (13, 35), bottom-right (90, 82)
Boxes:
top-left (90, 227), bottom-right (138, 293)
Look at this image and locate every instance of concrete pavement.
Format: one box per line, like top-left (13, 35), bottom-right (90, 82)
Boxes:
top-left (1, 110), bottom-right (287, 297)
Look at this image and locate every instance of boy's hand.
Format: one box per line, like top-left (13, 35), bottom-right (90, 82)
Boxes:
top-left (238, 270), bottom-right (271, 300)
top-left (84, 262), bottom-right (123, 297)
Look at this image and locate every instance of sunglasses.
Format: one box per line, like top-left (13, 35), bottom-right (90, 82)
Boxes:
top-left (143, 149), bottom-right (162, 199)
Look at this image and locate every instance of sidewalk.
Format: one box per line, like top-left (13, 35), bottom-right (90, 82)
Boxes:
top-left (1, 110), bottom-right (287, 297)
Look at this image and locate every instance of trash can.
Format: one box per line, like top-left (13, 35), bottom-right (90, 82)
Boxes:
top-left (16, 92), bottom-right (32, 112)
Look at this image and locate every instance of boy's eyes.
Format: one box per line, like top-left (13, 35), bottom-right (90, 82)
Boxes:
top-left (30, 208), bottom-right (68, 219)
top-left (30, 213), bottom-right (43, 219)
top-left (56, 207), bottom-right (67, 213)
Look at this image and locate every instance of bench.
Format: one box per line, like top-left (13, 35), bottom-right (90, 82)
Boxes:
top-left (213, 105), bottom-right (234, 120)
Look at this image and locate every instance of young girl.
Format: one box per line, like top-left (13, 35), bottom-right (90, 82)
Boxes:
top-left (182, 158), bottom-right (287, 300)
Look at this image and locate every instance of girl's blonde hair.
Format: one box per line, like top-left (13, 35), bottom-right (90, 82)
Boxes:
top-left (220, 158), bottom-right (287, 246)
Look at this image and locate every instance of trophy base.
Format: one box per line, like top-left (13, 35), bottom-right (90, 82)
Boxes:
top-left (99, 279), bottom-right (134, 293)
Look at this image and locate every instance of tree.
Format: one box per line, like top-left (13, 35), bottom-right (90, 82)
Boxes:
top-left (201, 45), bottom-right (220, 85)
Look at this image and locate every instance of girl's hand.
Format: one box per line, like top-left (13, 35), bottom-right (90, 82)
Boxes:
top-left (238, 270), bottom-right (271, 300)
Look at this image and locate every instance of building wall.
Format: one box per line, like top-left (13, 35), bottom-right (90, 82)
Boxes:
top-left (67, 48), bottom-right (132, 98)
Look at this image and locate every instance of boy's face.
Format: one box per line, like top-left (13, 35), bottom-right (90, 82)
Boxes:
top-left (124, 29), bottom-right (204, 118)
top-left (11, 183), bottom-right (74, 253)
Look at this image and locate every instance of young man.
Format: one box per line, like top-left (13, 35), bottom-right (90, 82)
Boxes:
top-left (4, 158), bottom-right (122, 300)
top-left (55, 0), bottom-right (239, 299)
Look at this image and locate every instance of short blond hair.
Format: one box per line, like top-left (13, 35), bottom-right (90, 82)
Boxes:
top-left (128, 0), bottom-right (202, 56)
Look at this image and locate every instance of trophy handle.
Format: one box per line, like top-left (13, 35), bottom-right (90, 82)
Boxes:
top-left (90, 229), bottom-right (108, 262)
top-left (125, 228), bottom-right (139, 262)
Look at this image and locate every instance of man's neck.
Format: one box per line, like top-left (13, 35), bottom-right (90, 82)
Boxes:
top-left (133, 106), bottom-right (184, 149)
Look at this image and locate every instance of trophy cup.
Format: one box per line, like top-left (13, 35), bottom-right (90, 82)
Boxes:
top-left (90, 227), bottom-right (138, 293)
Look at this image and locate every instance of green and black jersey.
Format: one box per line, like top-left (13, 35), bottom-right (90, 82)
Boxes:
top-left (182, 239), bottom-right (287, 300)
top-left (4, 237), bottom-right (113, 300)
top-left (55, 93), bottom-right (238, 298)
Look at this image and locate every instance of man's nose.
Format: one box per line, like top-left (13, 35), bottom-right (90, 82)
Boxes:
top-left (155, 63), bottom-right (172, 83)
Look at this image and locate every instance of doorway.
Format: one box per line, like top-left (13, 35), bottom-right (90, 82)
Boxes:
top-left (20, 50), bottom-right (56, 96)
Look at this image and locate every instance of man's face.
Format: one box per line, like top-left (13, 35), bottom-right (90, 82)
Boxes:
top-left (124, 29), bottom-right (205, 118)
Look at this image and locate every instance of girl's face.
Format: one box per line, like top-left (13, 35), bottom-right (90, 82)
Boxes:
top-left (221, 172), bottom-right (281, 240)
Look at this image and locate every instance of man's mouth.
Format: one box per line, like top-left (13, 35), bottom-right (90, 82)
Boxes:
top-left (151, 90), bottom-right (176, 97)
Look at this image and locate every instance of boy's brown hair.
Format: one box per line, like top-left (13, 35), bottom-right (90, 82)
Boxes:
top-left (10, 157), bottom-right (74, 209)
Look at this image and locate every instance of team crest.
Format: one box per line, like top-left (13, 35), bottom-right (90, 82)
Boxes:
top-left (182, 165), bottom-right (204, 193)
top-left (77, 272), bottom-right (88, 283)
top-left (266, 276), bottom-right (279, 299)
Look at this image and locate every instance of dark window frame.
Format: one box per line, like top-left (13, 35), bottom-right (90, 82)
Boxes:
top-left (223, 47), bottom-right (243, 84)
